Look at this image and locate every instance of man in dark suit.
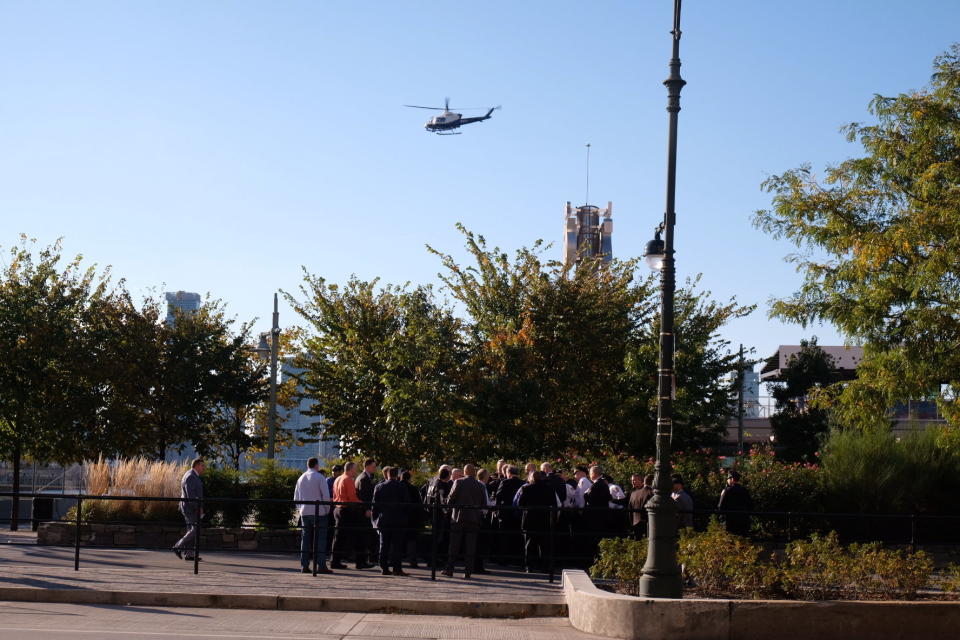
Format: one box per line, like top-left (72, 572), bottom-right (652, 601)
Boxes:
top-left (718, 470), bottom-right (753, 536)
top-left (371, 466), bottom-right (410, 576)
top-left (355, 458), bottom-right (378, 566)
top-left (173, 458), bottom-right (205, 561)
top-left (583, 465), bottom-right (611, 561)
top-left (628, 474), bottom-right (655, 540)
top-left (493, 465), bottom-right (524, 566)
top-left (516, 470), bottom-right (560, 573)
top-left (441, 464), bottom-right (487, 579)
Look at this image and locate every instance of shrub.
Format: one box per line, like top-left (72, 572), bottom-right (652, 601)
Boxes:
top-left (819, 427), bottom-right (960, 515)
top-left (940, 563), bottom-right (960, 594)
top-left (782, 532), bottom-right (933, 600)
top-left (247, 459), bottom-right (300, 529)
top-left (202, 466), bottom-right (251, 528)
top-left (678, 518), bottom-right (780, 598)
top-left (589, 537), bottom-right (648, 596)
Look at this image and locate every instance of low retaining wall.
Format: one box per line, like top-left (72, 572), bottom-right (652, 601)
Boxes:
top-left (562, 570), bottom-right (960, 640)
top-left (38, 522), bottom-right (300, 551)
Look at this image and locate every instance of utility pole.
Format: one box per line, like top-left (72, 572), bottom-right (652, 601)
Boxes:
top-left (737, 344), bottom-right (745, 453)
top-left (267, 293), bottom-right (280, 459)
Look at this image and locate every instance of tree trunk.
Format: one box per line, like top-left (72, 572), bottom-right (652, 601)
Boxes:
top-left (10, 441), bottom-right (20, 531)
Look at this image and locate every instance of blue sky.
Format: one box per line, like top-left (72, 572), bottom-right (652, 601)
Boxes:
top-left (2, 1), bottom-right (958, 363)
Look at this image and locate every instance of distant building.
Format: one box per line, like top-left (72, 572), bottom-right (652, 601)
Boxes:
top-left (563, 201), bottom-right (613, 264)
top-left (248, 358), bottom-right (340, 471)
top-left (759, 344), bottom-right (864, 382)
top-left (724, 367), bottom-right (761, 419)
top-left (162, 291), bottom-right (204, 463)
top-left (165, 291), bottom-right (202, 326)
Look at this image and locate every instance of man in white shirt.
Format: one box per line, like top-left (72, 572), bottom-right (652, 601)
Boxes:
top-left (294, 457), bottom-right (333, 574)
top-left (574, 466), bottom-right (592, 507)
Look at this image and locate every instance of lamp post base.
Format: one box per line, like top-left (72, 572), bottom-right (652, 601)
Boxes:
top-left (638, 570), bottom-right (683, 599)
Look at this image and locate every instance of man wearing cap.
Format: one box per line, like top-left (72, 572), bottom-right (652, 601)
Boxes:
top-left (718, 470), bottom-right (753, 536)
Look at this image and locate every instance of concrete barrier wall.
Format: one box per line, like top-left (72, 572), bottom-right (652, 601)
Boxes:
top-left (562, 570), bottom-right (960, 640)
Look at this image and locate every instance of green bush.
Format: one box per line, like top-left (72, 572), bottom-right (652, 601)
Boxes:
top-left (247, 459), bottom-right (301, 529)
top-left (589, 537), bottom-right (648, 596)
top-left (202, 466), bottom-right (251, 528)
top-left (678, 518), bottom-right (780, 598)
top-left (782, 531), bottom-right (933, 600)
top-left (820, 427), bottom-right (960, 514)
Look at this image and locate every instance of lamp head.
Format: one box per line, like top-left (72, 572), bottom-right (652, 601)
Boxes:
top-left (644, 231), bottom-right (666, 271)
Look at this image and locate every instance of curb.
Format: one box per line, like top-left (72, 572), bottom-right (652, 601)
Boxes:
top-left (0, 587), bottom-right (566, 619)
top-left (562, 569), bottom-right (960, 640)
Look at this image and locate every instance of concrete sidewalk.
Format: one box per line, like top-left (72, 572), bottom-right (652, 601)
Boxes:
top-left (0, 601), bottom-right (596, 639)
top-left (0, 543), bottom-right (565, 618)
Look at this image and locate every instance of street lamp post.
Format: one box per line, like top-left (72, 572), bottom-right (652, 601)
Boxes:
top-left (638, 0), bottom-right (686, 599)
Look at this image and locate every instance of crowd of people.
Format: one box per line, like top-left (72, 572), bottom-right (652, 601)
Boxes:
top-left (170, 456), bottom-right (754, 577)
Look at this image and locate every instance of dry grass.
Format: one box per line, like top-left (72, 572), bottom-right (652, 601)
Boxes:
top-left (82, 457), bottom-right (186, 521)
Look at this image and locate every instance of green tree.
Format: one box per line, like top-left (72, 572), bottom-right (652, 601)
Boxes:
top-left (431, 227), bottom-right (753, 458)
top-left (193, 320), bottom-right (269, 470)
top-left (768, 338), bottom-right (836, 460)
top-left (754, 44), bottom-right (960, 428)
top-left (286, 277), bottom-right (466, 466)
top-left (0, 237), bottom-right (111, 529)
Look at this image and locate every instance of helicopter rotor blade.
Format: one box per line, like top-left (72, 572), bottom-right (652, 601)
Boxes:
top-left (445, 97), bottom-right (450, 111)
top-left (403, 104), bottom-right (445, 110)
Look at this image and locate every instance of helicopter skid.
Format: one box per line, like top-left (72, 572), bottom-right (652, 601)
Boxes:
top-left (432, 131), bottom-right (461, 135)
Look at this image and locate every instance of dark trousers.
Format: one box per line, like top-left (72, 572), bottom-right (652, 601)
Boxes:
top-left (496, 516), bottom-right (523, 566)
top-left (631, 521), bottom-right (646, 541)
top-left (523, 531), bottom-right (548, 570)
top-left (430, 516), bottom-right (450, 567)
top-left (173, 511), bottom-right (199, 555)
top-left (378, 526), bottom-right (405, 571)
top-left (332, 506), bottom-right (365, 566)
top-left (446, 521), bottom-right (479, 574)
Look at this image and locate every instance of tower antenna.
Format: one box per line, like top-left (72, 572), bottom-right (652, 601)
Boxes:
top-left (585, 143), bottom-right (591, 206)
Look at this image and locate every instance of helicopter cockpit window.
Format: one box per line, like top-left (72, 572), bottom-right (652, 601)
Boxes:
top-left (436, 117), bottom-right (445, 123)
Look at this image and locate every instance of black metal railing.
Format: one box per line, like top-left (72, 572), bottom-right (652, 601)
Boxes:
top-left (3, 491), bottom-right (959, 583)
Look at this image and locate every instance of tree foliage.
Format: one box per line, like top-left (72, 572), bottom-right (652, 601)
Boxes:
top-left (287, 277), bottom-right (466, 466)
top-left (290, 226), bottom-right (752, 465)
top-left (754, 44), bottom-right (960, 427)
top-left (768, 338), bottom-right (836, 460)
top-left (0, 238), bottom-right (270, 469)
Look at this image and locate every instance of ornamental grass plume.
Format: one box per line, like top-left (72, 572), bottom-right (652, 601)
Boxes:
top-left (85, 456), bottom-right (110, 496)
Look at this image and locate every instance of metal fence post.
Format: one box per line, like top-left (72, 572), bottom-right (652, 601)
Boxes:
top-left (74, 495), bottom-right (82, 571)
top-left (312, 500), bottom-right (320, 576)
top-left (430, 502), bottom-right (438, 581)
top-left (193, 498), bottom-right (201, 575)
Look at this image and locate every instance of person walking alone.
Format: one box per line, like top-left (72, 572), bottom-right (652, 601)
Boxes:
top-left (293, 457), bottom-right (332, 574)
top-left (172, 458), bottom-right (205, 561)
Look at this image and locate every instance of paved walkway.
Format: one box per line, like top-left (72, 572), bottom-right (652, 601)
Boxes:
top-left (0, 602), bottom-right (596, 640)
top-left (0, 543), bottom-right (564, 617)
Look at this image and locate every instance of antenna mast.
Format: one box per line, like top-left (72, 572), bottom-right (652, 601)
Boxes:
top-left (585, 143), bottom-right (591, 206)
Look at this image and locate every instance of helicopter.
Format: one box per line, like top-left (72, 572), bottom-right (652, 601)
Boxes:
top-left (404, 98), bottom-right (500, 135)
